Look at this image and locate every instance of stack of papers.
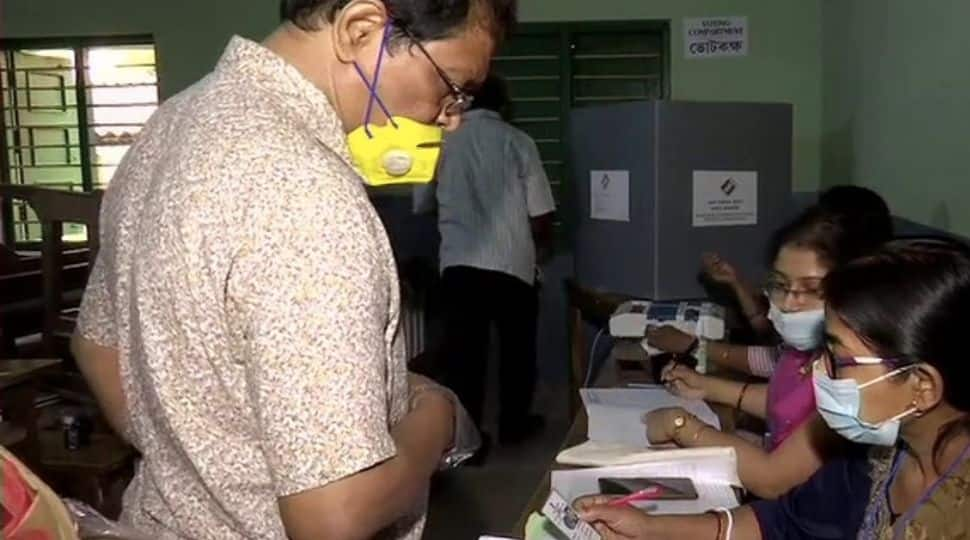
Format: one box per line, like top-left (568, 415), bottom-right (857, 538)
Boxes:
top-left (580, 387), bottom-right (720, 448)
top-left (557, 441), bottom-right (733, 468)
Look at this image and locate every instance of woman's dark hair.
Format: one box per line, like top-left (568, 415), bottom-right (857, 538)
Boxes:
top-left (818, 185), bottom-right (894, 248)
top-left (770, 205), bottom-right (883, 270)
top-left (281, 0), bottom-right (517, 43)
top-left (824, 237), bottom-right (970, 468)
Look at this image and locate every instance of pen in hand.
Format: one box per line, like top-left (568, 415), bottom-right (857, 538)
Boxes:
top-left (607, 485), bottom-right (665, 507)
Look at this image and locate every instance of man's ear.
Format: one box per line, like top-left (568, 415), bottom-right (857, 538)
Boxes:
top-left (330, 0), bottom-right (389, 64)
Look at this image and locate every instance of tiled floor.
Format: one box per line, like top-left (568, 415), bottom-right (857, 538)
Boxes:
top-left (423, 381), bottom-right (571, 539)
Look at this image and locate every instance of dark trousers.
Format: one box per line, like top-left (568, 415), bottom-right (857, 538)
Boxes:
top-left (441, 265), bottom-right (538, 433)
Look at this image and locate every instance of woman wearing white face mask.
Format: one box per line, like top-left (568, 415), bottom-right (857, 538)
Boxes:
top-left (643, 207), bottom-right (887, 499)
top-left (576, 238), bottom-right (970, 540)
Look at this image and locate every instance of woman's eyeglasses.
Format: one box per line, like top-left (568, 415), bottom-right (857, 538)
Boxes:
top-left (815, 345), bottom-right (906, 378)
top-left (397, 26), bottom-right (474, 116)
top-left (763, 280), bottom-right (824, 305)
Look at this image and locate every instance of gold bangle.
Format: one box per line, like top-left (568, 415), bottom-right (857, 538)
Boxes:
top-left (736, 382), bottom-right (751, 412)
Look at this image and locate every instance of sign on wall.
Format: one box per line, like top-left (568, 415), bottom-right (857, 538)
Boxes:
top-left (692, 170), bottom-right (758, 227)
top-left (590, 170), bottom-right (630, 222)
top-left (684, 16), bottom-right (748, 58)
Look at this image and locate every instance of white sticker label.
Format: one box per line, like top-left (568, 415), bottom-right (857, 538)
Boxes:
top-left (692, 170), bottom-right (758, 227)
top-left (590, 170), bottom-right (630, 222)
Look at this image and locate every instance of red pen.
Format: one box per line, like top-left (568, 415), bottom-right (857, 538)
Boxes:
top-left (608, 485), bottom-right (665, 507)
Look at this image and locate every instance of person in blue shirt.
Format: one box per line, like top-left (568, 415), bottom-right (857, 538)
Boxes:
top-left (575, 237), bottom-right (970, 540)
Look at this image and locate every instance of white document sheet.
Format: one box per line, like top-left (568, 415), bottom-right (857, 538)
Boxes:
top-left (580, 388), bottom-right (720, 448)
top-left (551, 449), bottom-right (740, 515)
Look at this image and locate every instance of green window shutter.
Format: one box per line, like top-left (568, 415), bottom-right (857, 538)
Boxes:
top-left (570, 26), bottom-right (668, 106)
top-left (492, 28), bottom-right (566, 213)
top-left (492, 22), bottom-right (669, 250)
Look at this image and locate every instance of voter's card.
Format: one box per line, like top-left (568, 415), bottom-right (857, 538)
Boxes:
top-left (540, 490), bottom-right (601, 540)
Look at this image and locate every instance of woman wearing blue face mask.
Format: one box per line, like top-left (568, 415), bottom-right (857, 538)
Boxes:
top-left (577, 238), bottom-right (970, 540)
top-left (644, 207), bottom-right (886, 499)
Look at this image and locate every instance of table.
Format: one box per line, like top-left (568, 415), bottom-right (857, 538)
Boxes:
top-left (511, 411), bottom-right (589, 536)
top-left (37, 430), bottom-right (135, 516)
top-left (509, 360), bottom-right (739, 537)
top-left (0, 358), bottom-right (62, 388)
top-left (509, 354), bottom-right (641, 537)
top-left (1, 358), bottom-right (135, 519)
top-left (0, 359), bottom-right (62, 463)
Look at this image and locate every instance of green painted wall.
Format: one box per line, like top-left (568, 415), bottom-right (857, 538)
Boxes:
top-left (519, 0), bottom-right (822, 191)
top-left (1, 0), bottom-right (279, 98)
top-left (822, 0), bottom-right (970, 236)
top-left (2, 0), bottom-right (823, 190)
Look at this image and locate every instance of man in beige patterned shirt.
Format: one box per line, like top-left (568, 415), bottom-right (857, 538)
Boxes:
top-left (70, 1), bottom-right (515, 538)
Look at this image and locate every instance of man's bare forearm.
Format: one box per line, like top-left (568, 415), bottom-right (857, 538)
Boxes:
top-left (280, 392), bottom-right (454, 540)
top-left (71, 333), bottom-right (130, 440)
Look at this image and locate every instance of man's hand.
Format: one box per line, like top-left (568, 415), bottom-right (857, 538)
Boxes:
top-left (408, 372), bottom-right (443, 396)
top-left (701, 252), bottom-right (740, 287)
top-left (646, 325), bottom-right (696, 354)
top-left (407, 373), bottom-right (455, 447)
top-left (407, 372), bottom-right (486, 469)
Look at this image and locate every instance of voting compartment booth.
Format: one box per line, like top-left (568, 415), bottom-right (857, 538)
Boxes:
top-left (570, 101), bottom-right (793, 300)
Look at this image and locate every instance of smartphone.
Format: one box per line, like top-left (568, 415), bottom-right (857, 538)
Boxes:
top-left (598, 477), bottom-right (699, 500)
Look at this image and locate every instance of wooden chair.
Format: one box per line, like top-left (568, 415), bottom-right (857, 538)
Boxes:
top-left (0, 186), bottom-right (133, 517)
top-left (1, 249), bottom-right (91, 356)
top-left (0, 185), bottom-right (102, 357)
top-left (563, 279), bottom-right (631, 415)
top-left (0, 358), bottom-right (62, 469)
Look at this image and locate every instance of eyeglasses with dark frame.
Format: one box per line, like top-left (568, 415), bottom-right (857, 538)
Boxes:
top-left (763, 279), bottom-right (824, 305)
top-left (396, 25), bottom-right (474, 116)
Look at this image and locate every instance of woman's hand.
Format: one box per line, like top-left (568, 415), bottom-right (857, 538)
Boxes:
top-left (642, 406), bottom-right (693, 445)
top-left (574, 495), bottom-right (655, 539)
top-left (646, 325), bottom-right (696, 354)
top-left (701, 252), bottom-right (740, 286)
top-left (660, 363), bottom-right (708, 400)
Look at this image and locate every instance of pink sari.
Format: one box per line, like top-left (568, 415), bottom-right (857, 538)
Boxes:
top-left (765, 347), bottom-right (817, 450)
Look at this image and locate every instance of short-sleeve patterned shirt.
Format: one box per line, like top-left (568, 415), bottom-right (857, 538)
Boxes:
top-left (77, 36), bottom-right (420, 539)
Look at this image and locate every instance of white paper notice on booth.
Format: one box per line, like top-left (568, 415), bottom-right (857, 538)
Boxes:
top-left (692, 170), bottom-right (758, 227)
top-left (590, 170), bottom-right (630, 222)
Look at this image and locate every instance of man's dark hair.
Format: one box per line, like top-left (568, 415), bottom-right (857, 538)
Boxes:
top-left (769, 205), bottom-right (885, 270)
top-left (281, 0), bottom-right (516, 43)
top-left (471, 73), bottom-right (510, 118)
top-left (818, 184), bottom-right (894, 246)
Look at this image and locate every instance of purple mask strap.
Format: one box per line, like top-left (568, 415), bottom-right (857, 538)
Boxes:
top-left (353, 24), bottom-right (398, 137)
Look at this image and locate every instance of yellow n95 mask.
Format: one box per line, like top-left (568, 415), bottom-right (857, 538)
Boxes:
top-left (347, 24), bottom-right (444, 187)
top-left (347, 117), bottom-right (442, 187)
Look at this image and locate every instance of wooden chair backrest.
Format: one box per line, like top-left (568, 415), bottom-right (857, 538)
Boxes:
top-left (0, 186), bottom-right (102, 355)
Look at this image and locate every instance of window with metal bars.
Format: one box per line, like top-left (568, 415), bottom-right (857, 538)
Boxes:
top-left (0, 36), bottom-right (158, 245)
top-left (491, 21), bottom-right (669, 242)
